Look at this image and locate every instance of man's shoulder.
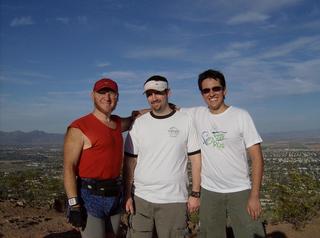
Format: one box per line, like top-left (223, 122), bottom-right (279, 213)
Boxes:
top-left (180, 106), bottom-right (207, 115)
top-left (111, 114), bottom-right (120, 119)
top-left (171, 110), bottom-right (190, 122)
top-left (70, 113), bottom-right (92, 125)
top-left (228, 106), bottom-right (250, 116)
top-left (132, 112), bottom-right (151, 124)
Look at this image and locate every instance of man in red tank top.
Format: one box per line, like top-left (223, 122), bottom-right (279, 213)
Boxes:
top-left (63, 78), bottom-right (137, 238)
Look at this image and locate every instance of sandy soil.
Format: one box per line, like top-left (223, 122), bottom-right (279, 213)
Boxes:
top-left (0, 200), bottom-right (319, 238)
top-left (265, 216), bottom-right (320, 238)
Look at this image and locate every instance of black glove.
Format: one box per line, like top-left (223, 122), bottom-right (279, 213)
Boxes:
top-left (67, 206), bottom-right (86, 229)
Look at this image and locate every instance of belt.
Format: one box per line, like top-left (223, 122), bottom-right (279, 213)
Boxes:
top-left (79, 177), bottom-right (121, 197)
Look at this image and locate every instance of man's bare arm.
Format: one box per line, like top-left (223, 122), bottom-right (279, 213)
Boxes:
top-left (63, 128), bottom-right (84, 199)
top-left (188, 152), bottom-right (201, 213)
top-left (120, 110), bottom-right (149, 132)
top-left (247, 143), bottom-right (264, 220)
top-left (123, 154), bottom-right (137, 214)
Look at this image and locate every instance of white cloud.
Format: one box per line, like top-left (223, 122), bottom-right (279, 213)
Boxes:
top-left (214, 50), bottom-right (240, 60)
top-left (77, 16), bottom-right (88, 24)
top-left (248, 0), bottom-right (303, 12)
top-left (10, 16), bottom-right (34, 27)
top-left (47, 90), bottom-right (89, 96)
top-left (213, 41), bottom-right (256, 59)
top-left (99, 71), bottom-right (147, 90)
top-left (224, 56), bottom-right (320, 101)
top-left (96, 62), bottom-right (110, 68)
top-left (260, 36), bottom-right (320, 59)
top-left (215, 0), bottom-right (303, 13)
top-left (124, 22), bottom-right (147, 31)
top-left (102, 71), bottom-right (138, 80)
top-left (171, 0), bottom-right (303, 26)
top-left (56, 17), bottom-right (70, 24)
top-left (0, 70), bottom-right (53, 86)
top-left (230, 41), bottom-right (256, 50)
top-left (126, 47), bottom-right (186, 59)
top-left (298, 19), bottom-right (320, 31)
top-left (227, 12), bottom-right (270, 25)
top-left (21, 72), bottom-right (52, 79)
top-left (0, 75), bottom-right (36, 85)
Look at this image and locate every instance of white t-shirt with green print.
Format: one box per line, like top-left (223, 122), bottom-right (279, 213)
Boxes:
top-left (181, 106), bottom-right (262, 193)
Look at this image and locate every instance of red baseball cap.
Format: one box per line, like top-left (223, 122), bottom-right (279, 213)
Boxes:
top-left (93, 78), bottom-right (118, 93)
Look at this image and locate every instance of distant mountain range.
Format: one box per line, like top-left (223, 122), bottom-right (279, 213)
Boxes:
top-left (0, 130), bottom-right (64, 145)
top-left (262, 129), bottom-right (320, 142)
top-left (0, 129), bottom-right (319, 145)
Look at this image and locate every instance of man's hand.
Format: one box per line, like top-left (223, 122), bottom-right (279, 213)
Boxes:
top-left (67, 206), bottom-right (86, 230)
top-left (187, 196), bottom-right (200, 213)
top-left (246, 194), bottom-right (262, 220)
top-left (125, 196), bottom-right (135, 214)
top-left (131, 110), bottom-right (141, 119)
top-left (137, 108), bottom-right (151, 117)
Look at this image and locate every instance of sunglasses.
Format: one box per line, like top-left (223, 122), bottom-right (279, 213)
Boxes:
top-left (96, 88), bottom-right (117, 96)
top-left (201, 86), bottom-right (224, 94)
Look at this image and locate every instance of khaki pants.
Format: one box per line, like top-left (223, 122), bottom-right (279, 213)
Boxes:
top-left (199, 188), bottom-right (266, 238)
top-left (128, 195), bottom-right (187, 238)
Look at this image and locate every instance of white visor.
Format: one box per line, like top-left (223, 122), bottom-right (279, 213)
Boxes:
top-left (143, 80), bottom-right (168, 93)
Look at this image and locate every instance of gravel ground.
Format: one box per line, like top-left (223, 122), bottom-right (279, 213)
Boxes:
top-left (1, 200), bottom-right (319, 238)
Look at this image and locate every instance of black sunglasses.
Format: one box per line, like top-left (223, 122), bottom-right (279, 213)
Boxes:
top-left (96, 88), bottom-right (117, 95)
top-left (201, 86), bottom-right (224, 94)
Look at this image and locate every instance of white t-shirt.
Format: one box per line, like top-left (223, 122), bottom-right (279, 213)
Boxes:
top-left (124, 110), bottom-right (200, 203)
top-left (181, 106), bottom-right (262, 193)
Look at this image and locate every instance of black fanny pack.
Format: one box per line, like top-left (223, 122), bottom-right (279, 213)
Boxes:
top-left (79, 177), bottom-right (121, 197)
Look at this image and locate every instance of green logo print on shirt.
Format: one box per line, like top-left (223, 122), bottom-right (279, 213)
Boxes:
top-left (201, 130), bottom-right (225, 149)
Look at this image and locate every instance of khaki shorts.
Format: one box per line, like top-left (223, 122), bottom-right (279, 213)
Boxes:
top-left (128, 195), bottom-right (188, 238)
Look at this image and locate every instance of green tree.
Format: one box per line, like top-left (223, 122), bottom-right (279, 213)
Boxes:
top-left (269, 170), bottom-right (320, 229)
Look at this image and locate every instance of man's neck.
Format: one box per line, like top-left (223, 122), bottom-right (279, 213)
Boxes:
top-left (151, 105), bottom-right (173, 117)
top-left (92, 109), bottom-right (111, 123)
top-left (209, 103), bottom-right (229, 115)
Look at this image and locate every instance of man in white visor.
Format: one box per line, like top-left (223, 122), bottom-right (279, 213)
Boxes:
top-left (123, 75), bottom-right (202, 238)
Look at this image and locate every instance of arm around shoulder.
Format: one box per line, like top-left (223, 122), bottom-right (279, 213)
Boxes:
top-left (120, 109), bottom-right (150, 132)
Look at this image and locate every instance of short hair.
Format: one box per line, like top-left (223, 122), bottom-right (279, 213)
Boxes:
top-left (144, 75), bottom-right (168, 85)
top-left (198, 69), bottom-right (226, 91)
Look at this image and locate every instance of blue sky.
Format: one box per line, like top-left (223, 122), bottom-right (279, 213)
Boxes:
top-left (0, 0), bottom-right (319, 134)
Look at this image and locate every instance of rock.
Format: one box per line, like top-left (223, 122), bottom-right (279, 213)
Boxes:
top-left (52, 197), bottom-right (66, 213)
top-left (16, 201), bottom-right (25, 207)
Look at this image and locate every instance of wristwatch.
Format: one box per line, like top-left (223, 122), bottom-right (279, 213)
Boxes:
top-left (190, 191), bottom-right (201, 198)
top-left (68, 197), bottom-right (79, 206)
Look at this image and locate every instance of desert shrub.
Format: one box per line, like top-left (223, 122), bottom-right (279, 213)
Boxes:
top-left (0, 170), bottom-right (64, 206)
top-left (269, 170), bottom-right (320, 229)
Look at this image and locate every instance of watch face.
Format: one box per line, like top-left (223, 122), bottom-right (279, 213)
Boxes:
top-left (68, 197), bottom-right (78, 206)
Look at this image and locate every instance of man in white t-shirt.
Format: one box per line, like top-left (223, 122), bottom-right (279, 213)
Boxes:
top-left (181, 69), bottom-right (265, 238)
top-left (123, 75), bottom-right (201, 238)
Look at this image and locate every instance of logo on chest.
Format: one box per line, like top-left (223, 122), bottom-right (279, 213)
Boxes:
top-left (168, 127), bottom-right (179, 137)
top-left (201, 130), bottom-right (226, 149)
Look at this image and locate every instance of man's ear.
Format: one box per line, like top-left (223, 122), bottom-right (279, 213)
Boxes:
top-left (223, 87), bottom-right (227, 99)
top-left (167, 89), bottom-right (171, 97)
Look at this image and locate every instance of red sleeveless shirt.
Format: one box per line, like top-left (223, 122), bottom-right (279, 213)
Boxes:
top-left (69, 113), bottom-right (123, 179)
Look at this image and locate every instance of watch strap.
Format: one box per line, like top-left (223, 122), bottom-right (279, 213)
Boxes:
top-left (190, 191), bottom-right (201, 198)
top-left (68, 197), bottom-right (79, 206)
